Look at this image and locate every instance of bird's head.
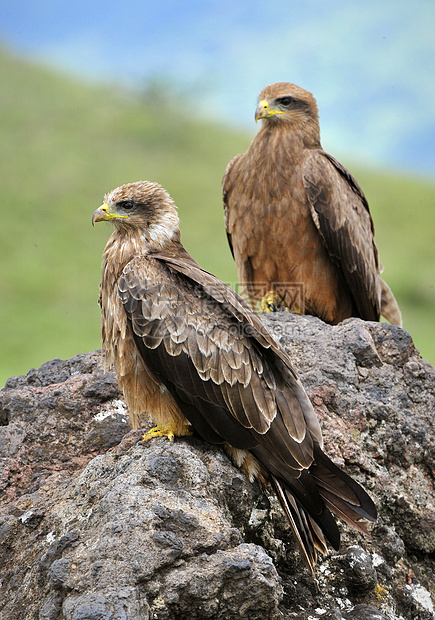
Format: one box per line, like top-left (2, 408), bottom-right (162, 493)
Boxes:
top-left (255, 82), bottom-right (320, 144)
top-left (92, 181), bottom-right (181, 249)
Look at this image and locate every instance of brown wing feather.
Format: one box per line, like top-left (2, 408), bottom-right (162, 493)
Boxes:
top-left (380, 278), bottom-right (402, 326)
top-left (223, 153), bottom-right (244, 259)
top-left (303, 150), bottom-right (382, 321)
top-left (116, 251), bottom-right (376, 571)
top-left (120, 254), bottom-right (309, 439)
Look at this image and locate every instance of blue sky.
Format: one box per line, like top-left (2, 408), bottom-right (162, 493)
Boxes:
top-left (1, 0), bottom-right (434, 174)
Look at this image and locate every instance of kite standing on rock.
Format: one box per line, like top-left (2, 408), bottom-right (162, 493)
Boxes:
top-left (92, 181), bottom-right (377, 572)
top-left (223, 82), bottom-right (402, 325)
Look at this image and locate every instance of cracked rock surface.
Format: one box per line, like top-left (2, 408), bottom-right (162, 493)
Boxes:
top-left (1, 315), bottom-right (434, 619)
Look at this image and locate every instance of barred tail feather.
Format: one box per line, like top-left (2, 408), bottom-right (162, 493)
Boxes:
top-left (272, 476), bottom-right (321, 573)
top-left (271, 447), bottom-right (376, 572)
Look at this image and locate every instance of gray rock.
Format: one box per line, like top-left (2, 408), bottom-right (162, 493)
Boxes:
top-left (333, 545), bottom-right (378, 593)
top-left (62, 587), bottom-right (150, 620)
top-left (344, 604), bottom-right (391, 619)
top-left (0, 314), bottom-right (434, 619)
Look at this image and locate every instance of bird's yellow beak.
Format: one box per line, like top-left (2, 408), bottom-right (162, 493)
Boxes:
top-left (91, 203), bottom-right (128, 226)
top-left (255, 99), bottom-right (284, 124)
top-left (92, 204), bottom-right (110, 226)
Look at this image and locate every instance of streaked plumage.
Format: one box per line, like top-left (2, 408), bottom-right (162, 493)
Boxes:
top-left (223, 82), bottom-right (401, 325)
top-left (93, 181), bottom-right (377, 572)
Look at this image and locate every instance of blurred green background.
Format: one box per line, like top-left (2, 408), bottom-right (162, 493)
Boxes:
top-left (0, 46), bottom-right (434, 386)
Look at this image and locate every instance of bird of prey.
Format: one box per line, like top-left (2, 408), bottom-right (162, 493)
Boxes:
top-left (223, 82), bottom-right (402, 326)
top-left (92, 181), bottom-right (376, 572)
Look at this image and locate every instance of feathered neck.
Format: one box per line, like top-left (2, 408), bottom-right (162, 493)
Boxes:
top-left (101, 225), bottom-right (182, 289)
top-left (256, 115), bottom-right (321, 152)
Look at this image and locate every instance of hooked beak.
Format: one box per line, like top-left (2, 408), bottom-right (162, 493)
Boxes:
top-left (255, 99), bottom-right (269, 123)
top-left (92, 203), bottom-right (110, 226)
top-left (91, 203), bottom-right (128, 226)
top-left (255, 99), bottom-right (284, 124)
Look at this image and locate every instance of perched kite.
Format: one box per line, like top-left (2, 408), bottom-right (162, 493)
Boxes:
top-left (223, 82), bottom-right (402, 325)
top-left (92, 181), bottom-right (376, 572)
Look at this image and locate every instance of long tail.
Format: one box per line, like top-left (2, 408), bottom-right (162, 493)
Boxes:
top-left (271, 447), bottom-right (377, 573)
top-left (380, 278), bottom-right (402, 326)
top-left (271, 476), bottom-right (329, 571)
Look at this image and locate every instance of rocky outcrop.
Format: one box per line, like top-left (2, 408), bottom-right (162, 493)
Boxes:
top-left (0, 315), bottom-right (434, 619)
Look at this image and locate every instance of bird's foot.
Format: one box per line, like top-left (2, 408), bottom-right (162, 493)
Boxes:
top-left (141, 425), bottom-right (192, 444)
top-left (260, 290), bottom-right (289, 313)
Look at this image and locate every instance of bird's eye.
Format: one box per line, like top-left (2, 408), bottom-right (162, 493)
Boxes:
top-left (119, 200), bottom-right (134, 210)
top-left (279, 97), bottom-right (294, 107)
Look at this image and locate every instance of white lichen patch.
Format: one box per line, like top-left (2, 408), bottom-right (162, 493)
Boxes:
top-left (248, 507), bottom-right (268, 528)
top-left (318, 563), bottom-right (331, 576)
top-left (335, 597), bottom-right (352, 610)
top-left (19, 510), bottom-right (35, 524)
top-left (372, 551), bottom-right (385, 567)
top-left (46, 531), bottom-right (56, 543)
top-left (94, 399), bottom-right (128, 422)
top-left (407, 583), bottom-right (434, 614)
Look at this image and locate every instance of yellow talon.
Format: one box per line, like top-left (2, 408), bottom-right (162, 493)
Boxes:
top-left (261, 290), bottom-right (289, 313)
top-left (141, 425), bottom-right (192, 444)
top-left (141, 426), bottom-right (175, 443)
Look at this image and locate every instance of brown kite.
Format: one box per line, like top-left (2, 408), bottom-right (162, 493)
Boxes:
top-left (223, 82), bottom-right (402, 325)
top-left (92, 181), bottom-right (376, 572)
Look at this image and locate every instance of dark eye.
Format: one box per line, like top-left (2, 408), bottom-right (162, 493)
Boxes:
top-left (118, 200), bottom-right (135, 210)
top-left (278, 96), bottom-right (294, 106)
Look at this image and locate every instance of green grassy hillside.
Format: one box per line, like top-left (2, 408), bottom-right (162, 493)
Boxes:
top-left (0, 47), bottom-right (434, 386)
